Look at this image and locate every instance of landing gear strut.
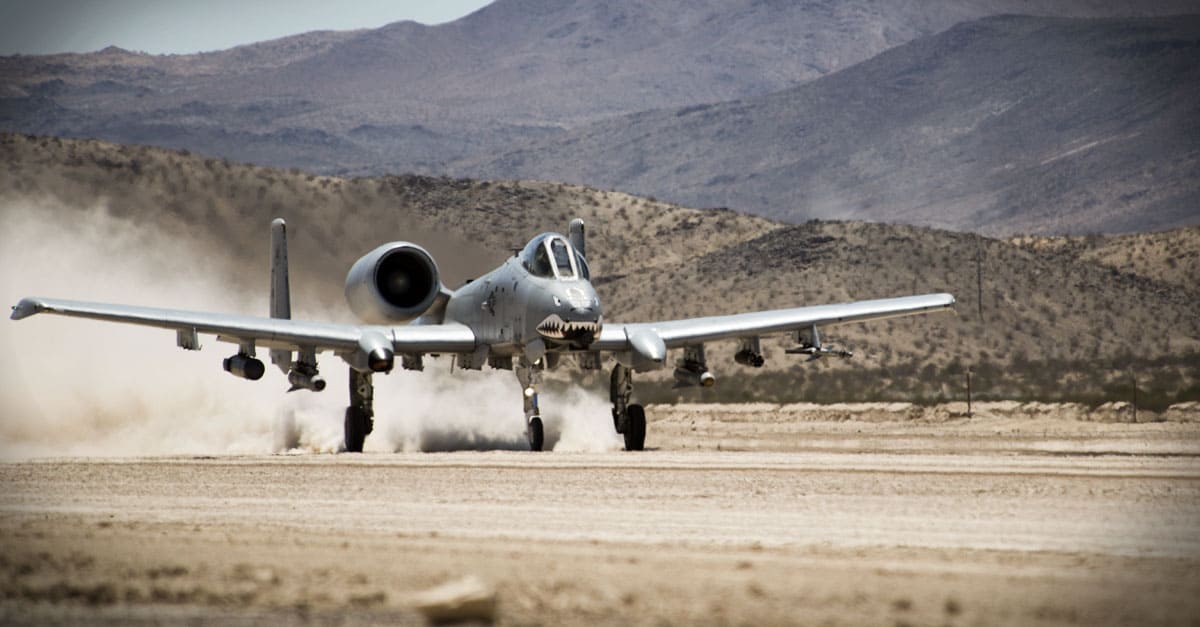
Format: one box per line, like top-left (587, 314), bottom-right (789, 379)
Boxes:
top-left (611, 364), bottom-right (646, 451)
top-left (343, 368), bottom-right (374, 453)
top-left (516, 361), bottom-right (545, 452)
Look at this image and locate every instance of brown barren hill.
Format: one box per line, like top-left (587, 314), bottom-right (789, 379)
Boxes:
top-left (1011, 228), bottom-right (1200, 298)
top-left (2, 134), bottom-right (1197, 405)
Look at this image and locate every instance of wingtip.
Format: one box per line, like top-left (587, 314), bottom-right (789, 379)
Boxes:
top-left (10, 298), bottom-right (42, 321)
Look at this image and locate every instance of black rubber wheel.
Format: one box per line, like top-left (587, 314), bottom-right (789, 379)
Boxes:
top-left (624, 404), bottom-right (646, 451)
top-left (528, 416), bottom-right (545, 452)
top-left (343, 407), bottom-right (369, 453)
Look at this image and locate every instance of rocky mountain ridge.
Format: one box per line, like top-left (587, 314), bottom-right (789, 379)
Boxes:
top-left (460, 14), bottom-right (1200, 235)
top-left (3, 2), bottom-right (1198, 234)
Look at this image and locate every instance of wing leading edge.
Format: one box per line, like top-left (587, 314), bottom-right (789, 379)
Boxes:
top-left (12, 292), bottom-right (953, 362)
top-left (593, 293), bottom-right (955, 351)
top-left (10, 297), bottom-right (477, 356)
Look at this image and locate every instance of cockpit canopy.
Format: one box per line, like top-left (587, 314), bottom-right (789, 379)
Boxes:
top-left (520, 233), bottom-right (590, 281)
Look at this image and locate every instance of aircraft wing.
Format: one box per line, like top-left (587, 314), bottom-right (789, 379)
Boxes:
top-left (593, 293), bottom-right (955, 351)
top-left (9, 297), bottom-right (477, 355)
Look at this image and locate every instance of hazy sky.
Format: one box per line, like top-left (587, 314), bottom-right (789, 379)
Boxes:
top-left (0, 0), bottom-right (495, 55)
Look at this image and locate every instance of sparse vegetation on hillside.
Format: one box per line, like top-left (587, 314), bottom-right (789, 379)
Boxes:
top-left (3, 134), bottom-right (1197, 405)
top-left (1011, 229), bottom-right (1200, 298)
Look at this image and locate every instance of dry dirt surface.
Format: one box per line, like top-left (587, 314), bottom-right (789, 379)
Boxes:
top-left (2, 405), bottom-right (1199, 626)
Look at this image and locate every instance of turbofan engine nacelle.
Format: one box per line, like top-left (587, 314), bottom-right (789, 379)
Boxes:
top-left (345, 242), bottom-right (442, 324)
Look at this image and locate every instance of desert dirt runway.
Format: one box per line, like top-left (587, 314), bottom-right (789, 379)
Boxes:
top-left (2, 403), bottom-right (1199, 626)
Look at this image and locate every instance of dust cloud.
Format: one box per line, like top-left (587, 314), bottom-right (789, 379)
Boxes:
top-left (0, 198), bottom-right (621, 459)
top-left (365, 367), bottom-right (620, 453)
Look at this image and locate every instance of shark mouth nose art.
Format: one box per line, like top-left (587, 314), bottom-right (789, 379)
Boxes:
top-left (536, 313), bottom-right (602, 342)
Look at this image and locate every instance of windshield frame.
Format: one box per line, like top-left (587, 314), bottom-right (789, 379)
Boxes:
top-left (521, 233), bottom-right (581, 281)
top-left (547, 236), bottom-right (578, 280)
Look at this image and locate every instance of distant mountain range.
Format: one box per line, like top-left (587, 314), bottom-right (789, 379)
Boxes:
top-left (2, 0), bottom-right (1198, 234)
top-left (462, 15), bottom-right (1200, 235)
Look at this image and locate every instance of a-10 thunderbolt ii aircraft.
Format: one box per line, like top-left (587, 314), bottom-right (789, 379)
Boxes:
top-left (11, 218), bottom-right (955, 452)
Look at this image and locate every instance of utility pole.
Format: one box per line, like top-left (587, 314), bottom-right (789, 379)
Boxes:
top-left (975, 241), bottom-right (984, 322)
top-left (1131, 367), bottom-right (1138, 423)
top-left (966, 367), bottom-right (973, 417)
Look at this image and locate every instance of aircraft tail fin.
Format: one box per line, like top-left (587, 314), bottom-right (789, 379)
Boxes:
top-left (569, 218), bottom-right (586, 259)
top-left (269, 218), bottom-right (292, 372)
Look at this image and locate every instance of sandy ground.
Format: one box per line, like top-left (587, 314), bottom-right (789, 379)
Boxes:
top-left (2, 404), bottom-right (1199, 626)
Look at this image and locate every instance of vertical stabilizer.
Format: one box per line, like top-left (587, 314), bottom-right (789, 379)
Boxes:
top-left (270, 218), bottom-right (292, 372)
top-left (569, 218), bottom-right (586, 259)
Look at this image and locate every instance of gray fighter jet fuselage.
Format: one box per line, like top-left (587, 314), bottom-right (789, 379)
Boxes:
top-left (443, 233), bottom-right (603, 358)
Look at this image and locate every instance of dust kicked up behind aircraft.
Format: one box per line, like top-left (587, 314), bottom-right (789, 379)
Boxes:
top-left (11, 218), bottom-right (955, 452)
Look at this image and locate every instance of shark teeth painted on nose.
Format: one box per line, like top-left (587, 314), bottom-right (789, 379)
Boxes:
top-left (536, 314), bottom-right (600, 340)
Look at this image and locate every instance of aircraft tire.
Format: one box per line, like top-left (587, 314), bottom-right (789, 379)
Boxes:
top-left (624, 404), bottom-right (646, 451)
top-left (344, 407), bottom-right (369, 453)
top-left (528, 416), bottom-right (545, 452)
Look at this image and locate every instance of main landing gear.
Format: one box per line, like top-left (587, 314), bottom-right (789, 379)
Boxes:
top-left (611, 363), bottom-right (646, 451)
top-left (516, 362), bottom-right (545, 452)
top-left (343, 368), bottom-right (374, 453)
